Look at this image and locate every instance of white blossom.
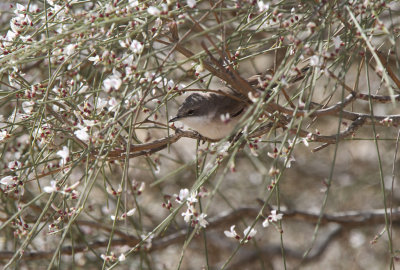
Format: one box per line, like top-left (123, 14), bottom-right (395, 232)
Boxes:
top-left (22, 101), bottom-right (35, 114)
top-left (64, 44), bottom-right (77, 56)
top-left (95, 97), bottom-right (108, 113)
top-left (64, 181), bottom-right (80, 192)
top-left (301, 138), bottom-right (309, 147)
top-left (0, 176), bottom-right (15, 186)
top-left (44, 180), bottom-right (57, 193)
top-left (129, 0), bottom-right (139, 8)
top-left (306, 22), bottom-right (316, 34)
top-left (284, 156), bottom-right (296, 168)
top-left (83, 120), bottom-right (96, 127)
top-left (182, 207), bottom-right (193, 223)
top-left (262, 219), bottom-right (270, 227)
top-left (10, 14), bottom-right (32, 34)
top-left (243, 226), bottom-right (257, 238)
top-left (258, 1), bottom-right (270, 12)
top-left (8, 160), bottom-right (22, 171)
top-left (175, 188), bottom-right (190, 203)
top-left (332, 36), bottom-right (342, 49)
top-left (74, 128), bottom-right (90, 141)
top-left (119, 38), bottom-right (130, 48)
top-left (267, 150), bottom-right (278, 159)
top-left (57, 146), bottom-right (69, 166)
top-left (88, 55), bottom-right (101, 65)
top-left (15, 3), bottom-right (26, 14)
top-left (310, 55), bottom-right (320, 67)
top-left (147, 6), bottom-right (161, 16)
top-left (197, 213), bottom-right (208, 228)
top-left (118, 253), bottom-right (126, 262)
top-left (224, 225), bottom-right (239, 238)
top-left (187, 191), bottom-right (198, 204)
top-left (3, 30), bottom-right (17, 43)
top-left (130, 40), bottom-right (144, 54)
top-left (250, 146), bottom-right (259, 157)
top-left (28, 3), bottom-right (39, 13)
top-left (103, 70), bottom-right (122, 92)
top-left (167, 79), bottom-right (175, 90)
top-left (104, 4), bottom-right (114, 14)
top-left (268, 210), bottom-right (283, 222)
top-left (187, 0), bottom-right (196, 8)
top-left (141, 233), bottom-right (154, 249)
top-left (161, 4), bottom-right (168, 13)
top-left (122, 54), bottom-right (134, 66)
top-left (126, 208), bottom-right (136, 216)
top-left (108, 97), bottom-right (119, 112)
top-left (263, 210), bottom-right (283, 227)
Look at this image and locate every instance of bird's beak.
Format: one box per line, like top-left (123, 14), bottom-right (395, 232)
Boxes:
top-left (169, 116), bottom-right (179, 123)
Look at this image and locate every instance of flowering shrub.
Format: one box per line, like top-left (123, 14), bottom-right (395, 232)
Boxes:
top-left (0, 0), bottom-right (399, 269)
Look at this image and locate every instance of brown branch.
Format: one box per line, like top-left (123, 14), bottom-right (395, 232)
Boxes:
top-left (267, 93), bottom-right (357, 118)
top-left (200, 42), bottom-right (257, 100)
top-left (340, 110), bottom-right (400, 125)
top-left (328, 70), bottom-right (400, 103)
top-left (185, 11), bottom-right (259, 100)
top-left (308, 116), bottom-right (366, 152)
top-left (18, 104), bottom-right (398, 183)
top-left (105, 129), bottom-right (216, 159)
top-left (355, 92), bottom-right (400, 103)
top-left (158, 0), bottom-right (225, 73)
top-left (154, 24), bottom-right (400, 157)
top-left (225, 226), bottom-right (343, 269)
top-left (22, 123), bottom-right (270, 182)
top-left (270, 93), bottom-right (400, 127)
top-left (375, 50), bottom-right (400, 90)
top-left (1, 206), bottom-right (399, 261)
top-left (156, 37), bottom-right (257, 104)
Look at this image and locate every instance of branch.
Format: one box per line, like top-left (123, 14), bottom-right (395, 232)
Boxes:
top-left (308, 116), bottom-right (366, 152)
top-left (2, 206), bottom-right (398, 261)
top-left (225, 226), bottom-right (343, 269)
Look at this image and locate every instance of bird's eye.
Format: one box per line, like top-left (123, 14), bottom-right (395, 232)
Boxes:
top-left (187, 109), bottom-right (195, 116)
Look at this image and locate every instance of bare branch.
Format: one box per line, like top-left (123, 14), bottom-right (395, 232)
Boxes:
top-left (2, 206), bottom-right (398, 261)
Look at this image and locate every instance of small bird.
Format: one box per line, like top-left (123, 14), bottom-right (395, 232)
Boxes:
top-left (169, 67), bottom-right (308, 140)
top-left (169, 93), bottom-right (246, 140)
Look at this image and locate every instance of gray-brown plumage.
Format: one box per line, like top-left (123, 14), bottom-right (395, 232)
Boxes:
top-left (169, 93), bottom-right (246, 139)
top-left (170, 67), bottom-right (309, 139)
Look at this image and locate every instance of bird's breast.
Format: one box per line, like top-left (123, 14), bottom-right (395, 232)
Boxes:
top-left (180, 116), bottom-right (240, 140)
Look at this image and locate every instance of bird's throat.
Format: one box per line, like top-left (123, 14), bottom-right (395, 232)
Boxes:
top-left (180, 116), bottom-right (240, 140)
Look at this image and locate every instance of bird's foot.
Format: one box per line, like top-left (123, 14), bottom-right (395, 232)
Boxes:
top-left (193, 131), bottom-right (208, 144)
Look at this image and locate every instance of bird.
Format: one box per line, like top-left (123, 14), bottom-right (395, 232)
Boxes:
top-left (169, 67), bottom-right (308, 140)
top-left (169, 92), bottom-right (246, 140)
